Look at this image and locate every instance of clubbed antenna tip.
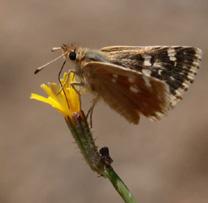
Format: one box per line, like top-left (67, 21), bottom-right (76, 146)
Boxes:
top-left (33, 53), bottom-right (65, 74)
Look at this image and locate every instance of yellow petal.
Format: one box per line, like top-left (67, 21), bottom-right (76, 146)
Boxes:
top-left (30, 93), bottom-right (50, 104)
top-left (30, 93), bottom-right (65, 114)
top-left (30, 72), bottom-right (81, 118)
top-left (68, 87), bottom-right (80, 111)
top-left (41, 84), bottom-right (58, 100)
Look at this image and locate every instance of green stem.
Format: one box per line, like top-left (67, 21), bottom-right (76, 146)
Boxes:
top-left (104, 166), bottom-right (137, 203)
top-left (65, 112), bottom-right (138, 203)
top-left (65, 112), bottom-right (104, 173)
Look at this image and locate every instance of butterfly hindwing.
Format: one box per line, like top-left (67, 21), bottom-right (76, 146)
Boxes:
top-left (83, 62), bottom-right (169, 124)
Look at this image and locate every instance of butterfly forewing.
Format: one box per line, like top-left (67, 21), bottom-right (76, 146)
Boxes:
top-left (101, 46), bottom-right (202, 107)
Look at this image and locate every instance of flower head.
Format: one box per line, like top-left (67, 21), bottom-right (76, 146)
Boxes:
top-left (30, 72), bottom-right (80, 118)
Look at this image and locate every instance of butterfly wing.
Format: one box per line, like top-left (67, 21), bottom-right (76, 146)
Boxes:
top-left (101, 46), bottom-right (202, 107)
top-left (82, 62), bottom-right (169, 124)
top-left (101, 46), bottom-right (144, 52)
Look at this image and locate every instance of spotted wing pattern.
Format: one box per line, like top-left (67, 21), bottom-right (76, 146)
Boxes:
top-left (102, 46), bottom-right (202, 107)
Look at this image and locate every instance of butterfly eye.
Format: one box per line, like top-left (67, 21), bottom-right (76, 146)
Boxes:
top-left (69, 51), bottom-right (76, 61)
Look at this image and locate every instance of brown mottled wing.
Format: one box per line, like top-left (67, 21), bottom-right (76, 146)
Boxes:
top-left (101, 46), bottom-right (202, 107)
top-left (82, 62), bottom-right (169, 124)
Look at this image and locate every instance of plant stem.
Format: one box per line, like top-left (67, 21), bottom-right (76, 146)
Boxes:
top-left (65, 112), bottom-right (138, 203)
top-left (104, 166), bottom-right (137, 203)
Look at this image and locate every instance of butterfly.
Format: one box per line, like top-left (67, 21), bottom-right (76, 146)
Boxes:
top-left (35, 44), bottom-right (202, 124)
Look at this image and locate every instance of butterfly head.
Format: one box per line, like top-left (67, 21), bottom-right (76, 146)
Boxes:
top-left (34, 44), bottom-right (83, 74)
top-left (60, 44), bottom-right (87, 65)
top-left (58, 44), bottom-right (76, 60)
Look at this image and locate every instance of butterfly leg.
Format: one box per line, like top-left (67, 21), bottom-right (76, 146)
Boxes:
top-left (86, 95), bottom-right (100, 127)
top-left (57, 70), bottom-right (84, 95)
top-left (57, 60), bottom-right (72, 111)
top-left (57, 66), bottom-right (77, 95)
top-left (69, 70), bottom-right (85, 92)
top-left (57, 68), bottom-right (70, 95)
top-left (70, 81), bottom-right (85, 95)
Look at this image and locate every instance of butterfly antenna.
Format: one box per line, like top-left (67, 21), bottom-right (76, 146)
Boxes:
top-left (34, 51), bottom-right (65, 74)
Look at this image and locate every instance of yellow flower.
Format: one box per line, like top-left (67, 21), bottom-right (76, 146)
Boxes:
top-left (30, 72), bottom-right (81, 117)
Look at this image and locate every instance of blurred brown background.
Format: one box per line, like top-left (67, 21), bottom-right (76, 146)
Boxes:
top-left (1, 0), bottom-right (208, 203)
